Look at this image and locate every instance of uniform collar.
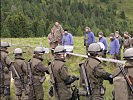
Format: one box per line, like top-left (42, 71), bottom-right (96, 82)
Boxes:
top-left (88, 56), bottom-right (101, 63)
top-left (15, 55), bottom-right (25, 60)
top-left (0, 49), bottom-right (9, 53)
top-left (33, 55), bottom-right (43, 61)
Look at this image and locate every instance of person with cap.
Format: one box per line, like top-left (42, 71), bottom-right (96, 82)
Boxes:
top-left (113, 48), bottom-right (133, 100)
top-left (62, 29), bottom-right (74, 46)
top-left (28, 47), bottom-right (49, 100)
top-left (79, 43), bottom-right (113, 100)
top-left (115, 31), bottom-right (124, 60)
top-left (84, 27), bottom-right (95, 54)
top-left (48, 45), bottom-right (79, 100)
top-left (108, 33), bottom-right (120, 60)
top-left (11, 48), bottom-right (29, 100)
top-left (0, 42), bottom-right (12, 100)
top-left (123, 31), bottom-right (133, 51)
top-left (98, 32), bottom-right (108, 58)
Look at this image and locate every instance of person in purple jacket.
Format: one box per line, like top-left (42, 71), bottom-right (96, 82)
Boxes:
top-left (98, 32), bottom-right (108, 58)
top-left (108, 33), bottom-right (120, 60)
top-left (62, 29), bottom-right (74, 46)
top-left (84, 27), bottom-right (95, 53)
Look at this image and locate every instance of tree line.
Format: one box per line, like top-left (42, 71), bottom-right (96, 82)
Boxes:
top-left (1, 0), bottom-right (133, 38)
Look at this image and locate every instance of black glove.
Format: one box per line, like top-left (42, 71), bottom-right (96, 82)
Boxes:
top-left (72, 76), bottom-right (79, 81)
top-left (103, 74), bottom-right (113, 84)
top-left (108, 75), bottom-right (113, 84)
top-left (64, 76), bottom-right (79, 85)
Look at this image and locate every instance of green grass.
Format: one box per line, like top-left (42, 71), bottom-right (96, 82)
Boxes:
top-left (1, 37), bottom-right (118, 99)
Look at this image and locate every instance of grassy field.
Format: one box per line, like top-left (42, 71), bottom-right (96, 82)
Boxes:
top-left (1, 37), bottom-right (119, 100)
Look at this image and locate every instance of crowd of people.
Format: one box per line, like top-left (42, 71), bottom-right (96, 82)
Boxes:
top-left (48, 22), bottom-right (133, 59)
top-left (0, 21), bottom-right (133, 100)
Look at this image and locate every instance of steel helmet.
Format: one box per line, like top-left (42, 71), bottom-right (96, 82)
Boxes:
top-left (123, 48), bottom-right (133, 59)
top-left (98, 42), bottom-right (105, 51)
top-left (14, 48), bottom-right (23, 54)
top-left (0, 42), bottom-right (10, 48)
top-left (43, 47), bottom-right (49, 54)
top-left (54, 46), bottom-right (66, 54)
top-left (34, 47), bottom-right (45, 54)
top-left (88, 43), bottom-right (102, 52)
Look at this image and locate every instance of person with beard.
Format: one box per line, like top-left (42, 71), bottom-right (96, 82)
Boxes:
top-left (115, 31), bottom-right (124, 60)
top-left (98, 32), bottom-right (108, 58)
top-left (123, 31), bottom-right (133, 51)
top-left (108, 33), bottom-right (120, 61)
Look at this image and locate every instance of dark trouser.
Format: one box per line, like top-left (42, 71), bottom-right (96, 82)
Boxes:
top-left (117, 49), bottom-right (121, 60)
top-left (85, 46), bottom-right (89, 54)
top-left (102, 50), bottom-right (107, 58)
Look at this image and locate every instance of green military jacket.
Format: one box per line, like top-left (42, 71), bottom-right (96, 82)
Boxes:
top-left (12, 55), bottom-right (27, 77)
top-left (29, 56), bottom-right (48, 85)
top-left (79, 57), bottom-right (111, 94)
top-left (0, 50), bottom-right (12, 86)
top-left (49, 59), bottom-right (72, 100)
top-left (113, 61), bottom-right (133, 100)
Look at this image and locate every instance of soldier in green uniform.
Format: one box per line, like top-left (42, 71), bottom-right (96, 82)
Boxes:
top-left (123, 31), bottom-right (133, 51)
top-left (79, 43), bottom-right (113, 100)
top-left (11, 48), bottom-right (29, 100)
top-left (113, 48), bottom-right (133, 100)
top-left (48, 46), bottom-right (79, 100)
top-left (28, 47), bottom-right (49, 100)
top-left (0, 42), bottom-right (12, 100)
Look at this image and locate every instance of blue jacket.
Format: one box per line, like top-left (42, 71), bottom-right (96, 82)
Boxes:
top-left (109, 38), bottom-right (120, 54)
top-left (84, 31), bottom-right (95, 45)
top-left (62, 33), bottom-right (73, 45)
top-left (99, 37), bottom-right (108, 50)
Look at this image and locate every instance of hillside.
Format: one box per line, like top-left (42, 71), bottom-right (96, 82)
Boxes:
top-left (1, 0), bottom-right (133, 37)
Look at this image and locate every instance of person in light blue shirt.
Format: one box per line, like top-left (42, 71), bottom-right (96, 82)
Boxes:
top-left (62, 29), bottom-right (73, 46)
top-left (98, 32), bottom-right (108, 58)
top-left (109, 33), bottom-right (120, 60)
top-left (84, 27), bottom-right (95, 53)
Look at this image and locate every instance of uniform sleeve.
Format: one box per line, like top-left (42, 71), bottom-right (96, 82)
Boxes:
top-left (93, 64), bottom-right (111, 79)
top-left (5, 55), bottom-right (12, 67)
top-left (115, 39), bottom-right (120, 54)
top-left (60, 26), bottom-right (64, 35)
top-left (22, 61), bottom-right (28, 74)
top-left (36, 63), bottom-right (49, 74)
top-left (59, 65), bottom-right (70, 81)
